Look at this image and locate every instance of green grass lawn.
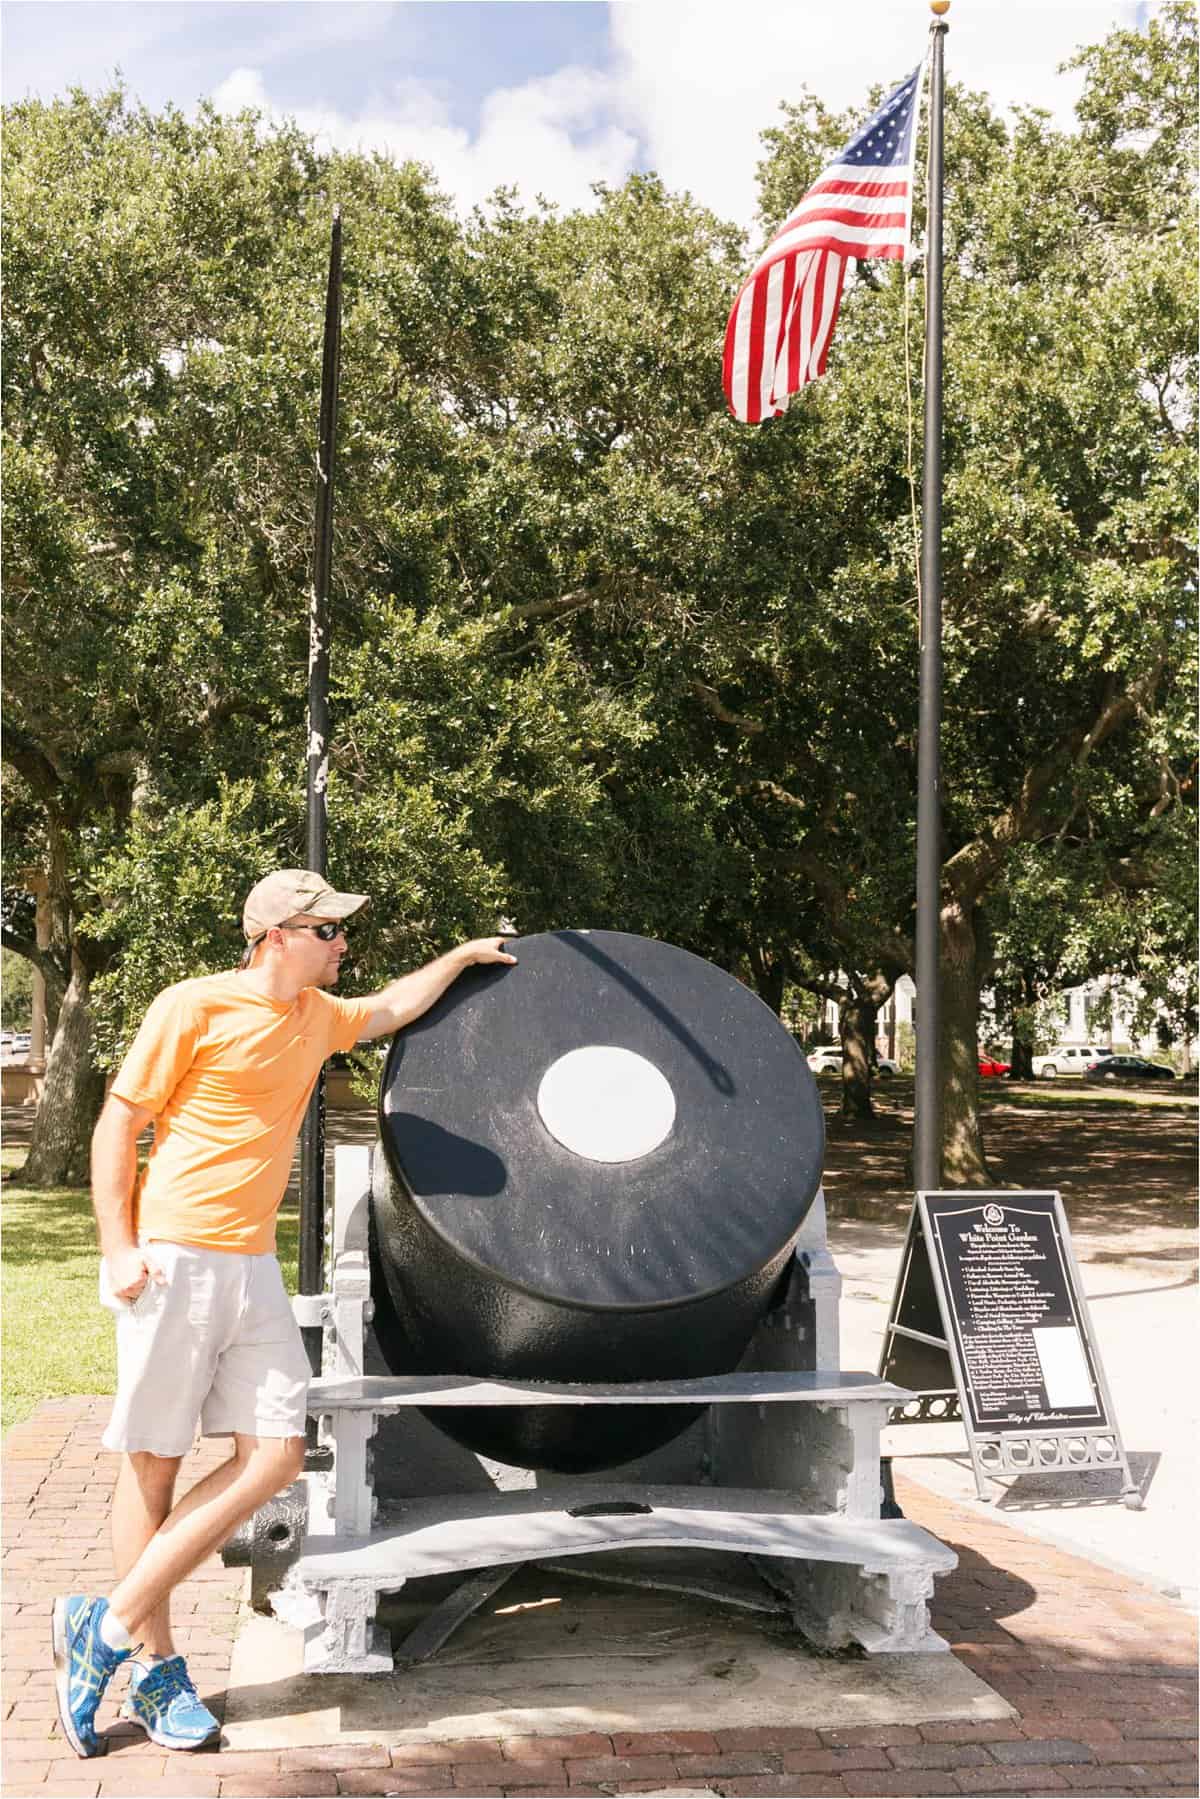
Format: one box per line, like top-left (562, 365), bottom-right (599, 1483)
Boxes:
top-left (812, 1072), bottom-right (1198, 1113)
top-left (979, 1079), bottom-right (1199, 1113)
top-left (3, 1174), bottom-right (117, 1431)
top-left (1, 1149), bottom-right (299, 1434)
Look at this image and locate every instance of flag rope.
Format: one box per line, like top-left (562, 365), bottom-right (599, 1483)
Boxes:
top-left (906, 39), bottom-right (936, 638)
top-left (903, 262), bottom-right (921, 637)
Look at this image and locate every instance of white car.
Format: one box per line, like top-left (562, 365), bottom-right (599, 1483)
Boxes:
top-left (1030, 1044), bottom-right (1106, 1079)
top-left (807, 1045), bottom-right (898, 1076)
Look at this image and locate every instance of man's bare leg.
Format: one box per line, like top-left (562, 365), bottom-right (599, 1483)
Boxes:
top-left (112, 1453), bottom-right (181, 1658)
top-left (107, 1434), bottom-right (305, 1637)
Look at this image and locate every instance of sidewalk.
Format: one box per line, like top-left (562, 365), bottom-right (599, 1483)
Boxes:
top-left (3, 1398), bottom-right (1196, 1798)
top-left (831, 1214), bottom-right (1199, 1609)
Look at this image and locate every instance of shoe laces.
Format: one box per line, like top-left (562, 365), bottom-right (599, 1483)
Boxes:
top-left (149, 1657), bottom-right (195, 1702)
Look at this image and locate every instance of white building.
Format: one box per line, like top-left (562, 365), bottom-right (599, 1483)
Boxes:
top-left (817, 971), bottom-right (1194, 1063)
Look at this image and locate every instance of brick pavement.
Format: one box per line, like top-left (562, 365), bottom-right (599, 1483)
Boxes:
top-left (2, 1400), bottom-right (1196, 1799)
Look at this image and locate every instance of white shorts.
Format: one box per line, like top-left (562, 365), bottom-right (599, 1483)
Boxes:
top-left (100, 1241), bottom-right (310, 1458)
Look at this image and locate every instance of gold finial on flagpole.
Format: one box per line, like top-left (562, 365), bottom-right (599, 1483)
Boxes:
top-left (930, 1), bottom-right (950, 14)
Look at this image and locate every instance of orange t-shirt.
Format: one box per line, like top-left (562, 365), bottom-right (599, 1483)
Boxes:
top-left (110, 972), bottom-right (378, 1255)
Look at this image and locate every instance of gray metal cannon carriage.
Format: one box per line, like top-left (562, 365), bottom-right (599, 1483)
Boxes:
top-left (230, 931), bottom-right (955, 1673)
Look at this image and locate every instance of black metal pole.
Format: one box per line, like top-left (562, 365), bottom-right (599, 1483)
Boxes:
top-left (299, 208), bottom-right (343, 1373)
top-left (913, 19), bottom-right (946, 1195)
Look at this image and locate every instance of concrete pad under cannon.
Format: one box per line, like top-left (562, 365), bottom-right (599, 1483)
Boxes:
top-left (221, 1562), bottom-right (1012, 1751)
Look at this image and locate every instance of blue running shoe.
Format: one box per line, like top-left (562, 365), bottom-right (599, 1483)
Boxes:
top-left (51, 1595), bottom-right (135, 1757)
top-left (119, 1656), bottom-right (219, 1750)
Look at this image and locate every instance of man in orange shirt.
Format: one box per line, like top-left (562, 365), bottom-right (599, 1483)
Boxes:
top-left (53, 870), bottom-right (517, 1757)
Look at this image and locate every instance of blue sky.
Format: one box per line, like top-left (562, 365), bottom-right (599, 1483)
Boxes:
top-left (2, 1), bottom-right (1146, 226)
top-left (2, 4), bottom-right (612, 128)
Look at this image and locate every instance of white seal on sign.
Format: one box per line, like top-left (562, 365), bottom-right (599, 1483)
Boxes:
top-left (983, 1204), bottom-right (1004, 1225)
top-left (536, 1045), bottom-right (676, 1163)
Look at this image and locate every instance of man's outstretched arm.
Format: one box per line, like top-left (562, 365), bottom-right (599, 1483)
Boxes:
top-left (359, 937), bottom-right (517, 1040)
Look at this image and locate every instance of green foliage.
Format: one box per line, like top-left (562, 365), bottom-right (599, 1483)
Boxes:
top-left (3, 7), bottom-right (1195, 1129)
top-left (744, 15), bottom-right (1195, 1009)
top-left (81, 777), bottom-right (290, 1064)
top-left (1, 951), bottom-right (34, 1031)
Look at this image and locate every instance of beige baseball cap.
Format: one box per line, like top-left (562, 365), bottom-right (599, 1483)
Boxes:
top-left (242, 869), bottom-right (369, 941)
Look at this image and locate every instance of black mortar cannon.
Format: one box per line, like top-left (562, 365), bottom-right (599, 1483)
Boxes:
top-left (228, 933), bottom-right (955, 1673)
top-left (366, 928), bottom-right (825, 1473)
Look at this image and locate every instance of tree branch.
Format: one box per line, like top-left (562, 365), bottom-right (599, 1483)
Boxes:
top-left (694, 683), bottom-right (765, 735)
top-left (495, 572), bottom-right (672, 637)
top-left (764, 846), bottom-right (848, 924)
top-left (0, 927), bottom-right (69, 992)
top-left (791, 971), bottom-right (847, 1004)
top-left (501, 589), bottom-right (596, 627)
top-left (739, 779), bottom-right (801, 808)
top-left (943, 663), bottom-right (1162, 906)
top-left (195, 694), bottom-right (276, 732)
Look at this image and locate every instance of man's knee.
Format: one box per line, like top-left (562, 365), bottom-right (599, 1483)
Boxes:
top-left (275, 1434), bottom-right (306, 1485)
top-left (123, 1450), bottom-right (182, 1499)
top-left (235, 1433), bottom-right (306, 1490)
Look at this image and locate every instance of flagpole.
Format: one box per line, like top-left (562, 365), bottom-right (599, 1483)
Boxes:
top-left (299, 207), bottom-right (343, 1375)
top-left (913, 5), bottom-right (947, 1195)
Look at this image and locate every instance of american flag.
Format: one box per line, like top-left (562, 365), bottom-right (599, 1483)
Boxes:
top-left (723, 62), bottom-right (924, 425)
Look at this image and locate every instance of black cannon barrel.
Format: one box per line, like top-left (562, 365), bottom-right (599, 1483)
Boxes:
top-left (372, 930), bottom-right (824, 1472)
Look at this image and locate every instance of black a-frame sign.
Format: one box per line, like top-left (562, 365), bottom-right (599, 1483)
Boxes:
top-left (880, 1190), bottom-right (1141, 1507)
top-left (878, 1199), bottom-right (960, 1414)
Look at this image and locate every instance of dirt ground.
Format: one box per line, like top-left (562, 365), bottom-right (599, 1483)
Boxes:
top-left (818, 1085), bottom-right (1197, 1240)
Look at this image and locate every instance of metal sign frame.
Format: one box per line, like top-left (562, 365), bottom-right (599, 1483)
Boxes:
top-left (880, 1190), bottom-right (1141, 1508)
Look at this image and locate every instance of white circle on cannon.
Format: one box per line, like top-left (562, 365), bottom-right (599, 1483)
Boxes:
top-left (536, 1045), bottom-right (676, 1163)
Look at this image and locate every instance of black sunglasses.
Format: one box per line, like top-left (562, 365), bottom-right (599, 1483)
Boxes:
top-left (244, 920), bottom-right (348, 958)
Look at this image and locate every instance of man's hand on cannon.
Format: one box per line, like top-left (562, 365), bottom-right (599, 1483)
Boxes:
top-left (454, 937), bottom-right (519, 969)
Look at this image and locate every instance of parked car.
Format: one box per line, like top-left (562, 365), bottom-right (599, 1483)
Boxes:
top-left (9, 1032), bottom-right (32, 1055)
top-left (1085, 1055), bottom-right (1177, 1085)
top-left (978, 1054), bottom-right (1011, 1077)
top-left (806, 1045), bottom-right (898, 1076)
top-left (1030, 1044), bottom-right (1107, 1079)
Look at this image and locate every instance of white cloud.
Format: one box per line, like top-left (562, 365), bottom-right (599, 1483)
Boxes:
top-left (211, 1), bottom-right (1146, 230)
top-left (611, 0), bottom-right (1142, 228)
top-left (211, 68), bottom-right (273, 115)
top-left (211, 62), bottom-right (638, 215)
